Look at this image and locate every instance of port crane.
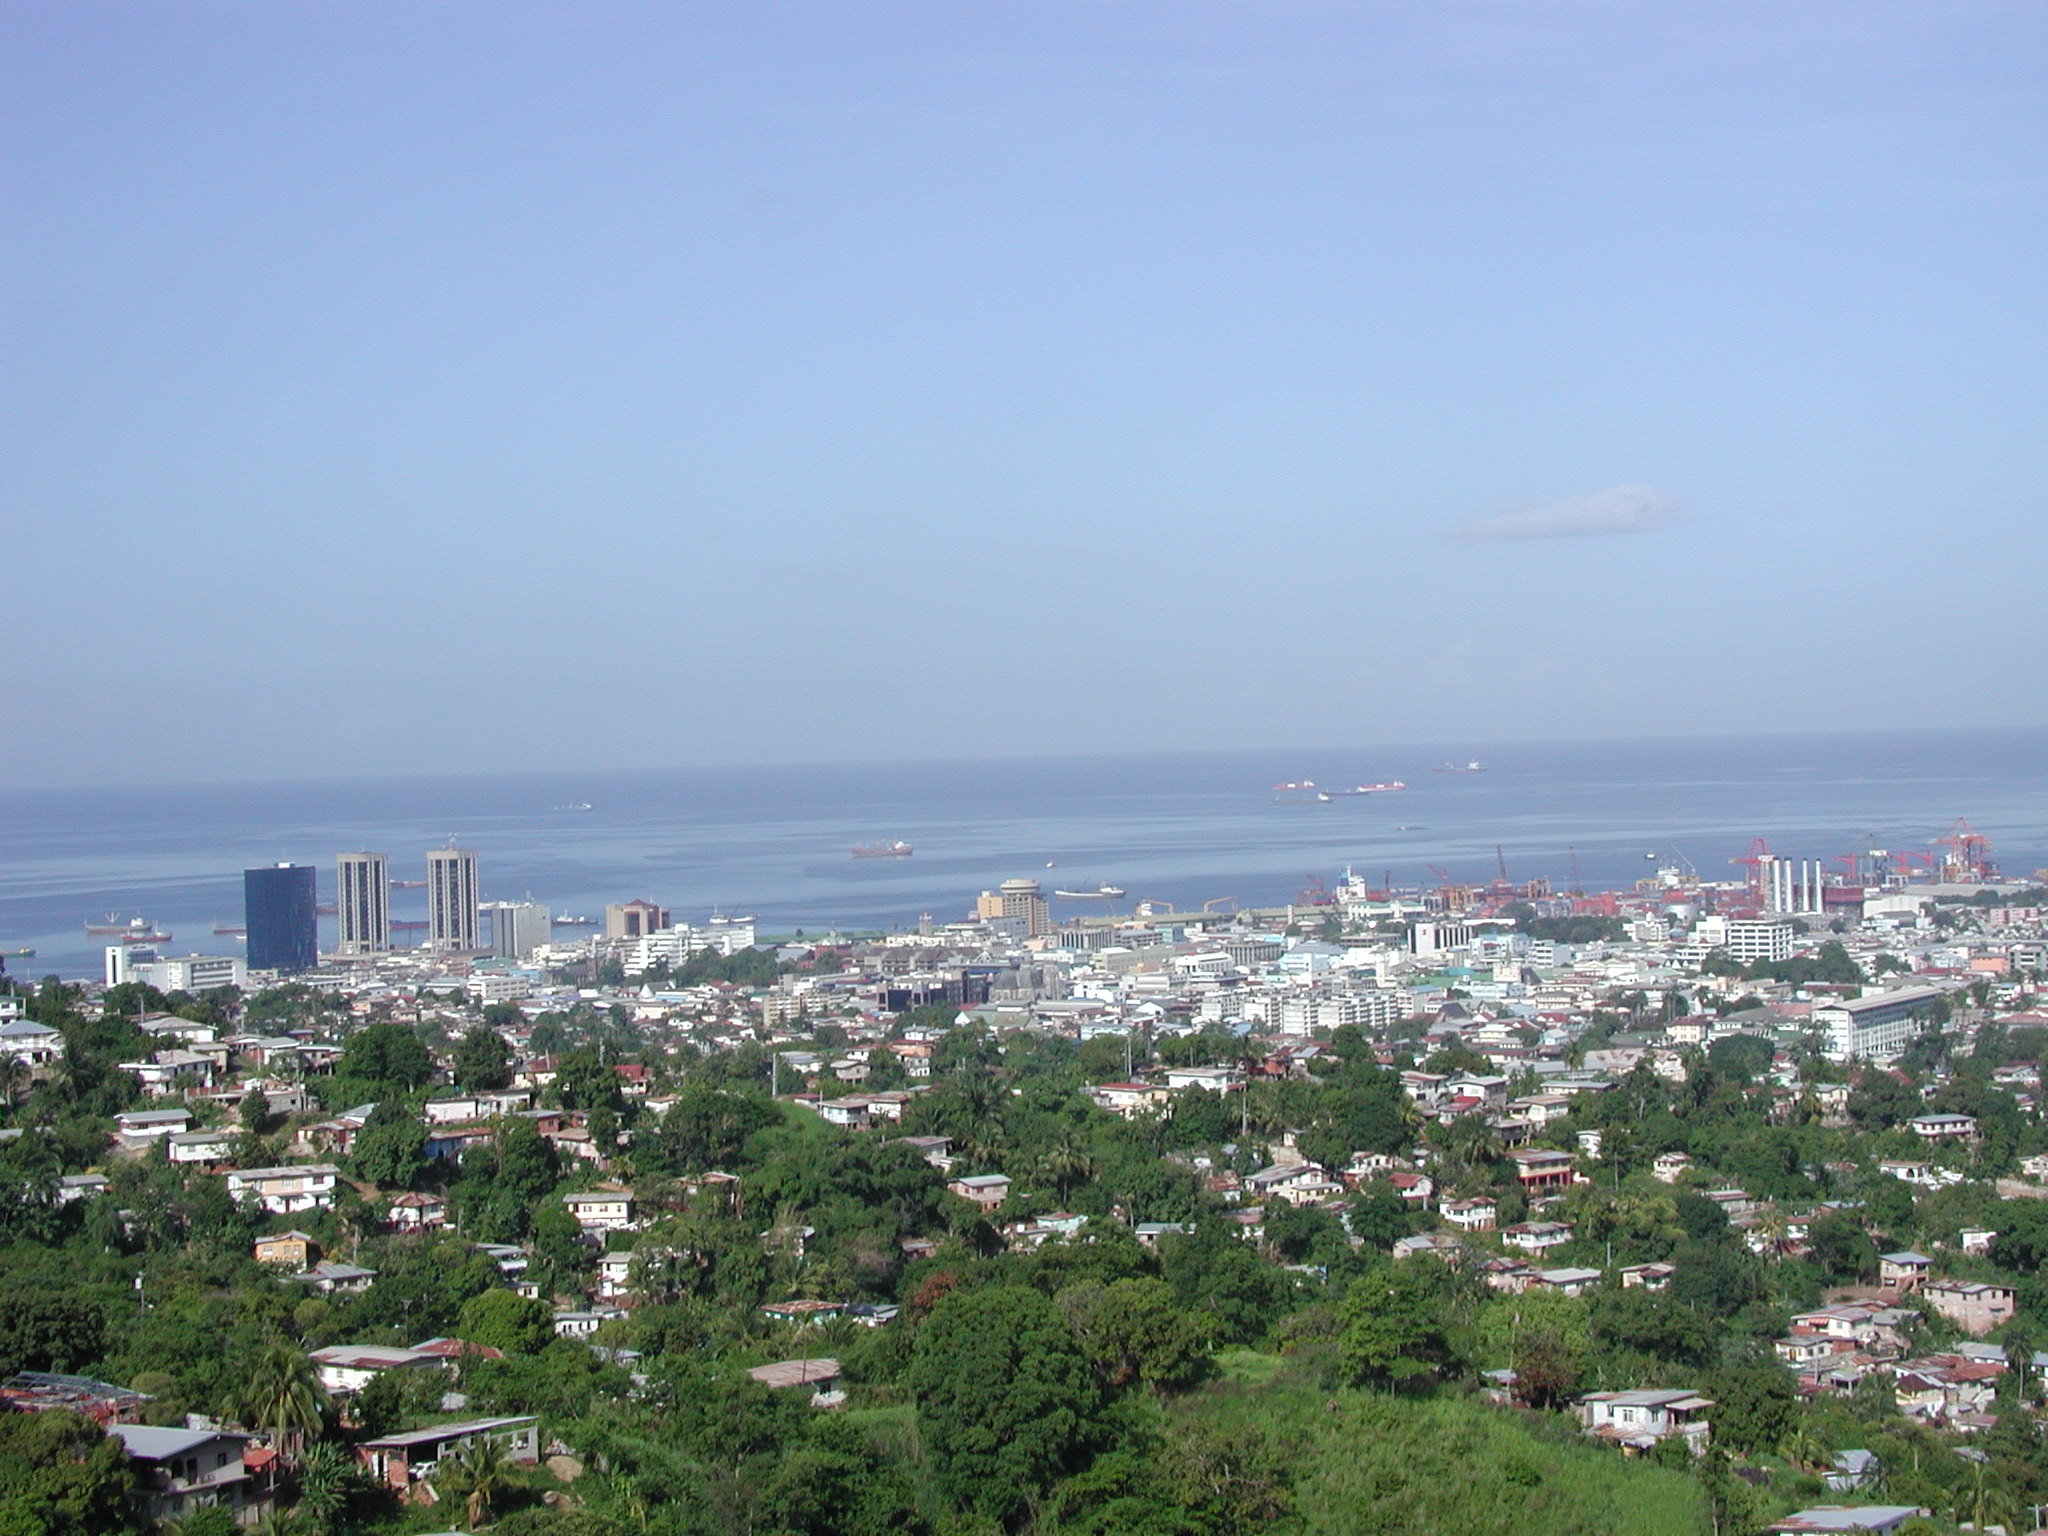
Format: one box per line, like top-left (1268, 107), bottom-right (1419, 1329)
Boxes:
top-left (1935, 818), bottom-right (1995, 882)
top-left (1731, 837), bottom-right (1773, 904)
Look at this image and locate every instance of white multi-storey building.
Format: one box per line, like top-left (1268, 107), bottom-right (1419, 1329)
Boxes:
top-left (1814, 987), bottom-right (1949, 1061)
top-left (1723, 920), bottom-right (1795, 965)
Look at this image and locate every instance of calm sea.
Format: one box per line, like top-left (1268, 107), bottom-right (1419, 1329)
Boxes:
top-left (3, 729), bottom-right (2044, 980)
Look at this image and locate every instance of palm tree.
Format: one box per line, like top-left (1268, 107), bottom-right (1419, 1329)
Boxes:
top-left (1036, 1131), bottom-right (1093, 1204)
top-left (236, 1342), bottom-right (329, 1466)
top-left (435, 1434), bottom-right (509, 1531)
top-left (292, 1440), bottom-right (360, 1536)
top-left (1779, 1424), bottom-right (1827, 1477)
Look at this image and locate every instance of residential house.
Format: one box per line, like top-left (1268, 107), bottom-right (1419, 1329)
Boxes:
top-left (284, 1262), bottom-right (377, 1296)
top-left (1922, 1279), bottom-right (2016, 1336)
top-left (224, 1165), bottom-right (339, 1215)
top-left (562, 1187), bottom-right (636, 1233)
top-left (111, 1426), bottom-right (259, 1528)
top-left (746, 1359), bottom-right (843, 1402)
top-left (1908, 1113), bottom-right (1977, 1144)
top-left (1441, 1197), bottom-right (1498, 1233)
top-left (1764, 1508), bottom-right (1923, 1534)
top-left (1161, 1066), bottom-right (1240, 1093)
top-left (1244, 1163), bottom-right (1342, 1208)
top-left (356, 1417), bottom-right (539, 1492)
top-left (1085, 1081), bottom-right (1173, 1119)
top-left (946, 1174), bottom-right (1012, 1210)
top-left (1622, 1263), bottom-right (1676, 1290)
top-left (552, 1308), bottom-right (625, 1338)
top-left (387, 1191), bottom-right (448, 1231)
top-left (1877, 1251), bottom-right (1931, 1292)
top-left (1577, 1389), bottom-right (1714, 1455)
top-left (252, 1231), bottom-right (319, 1270)
top-left (115, 1108), bottom-right (193, 1145)
top-left (1506, 1148), bottom-right (1577, 1196)
top-left (309, 1345), bottom-right (443, 1396)
top-left (166, 1128), bottom-right (239, 1167)
top-left (1501, 1220), bottom-right (1575, 1253)
top-left (1392, 1232), bottom-right (1464, 1263)
top-left (1651, 1151), bottom-right (1693, 1184)
top-left (55, 1173), bottom-right (109, 1204)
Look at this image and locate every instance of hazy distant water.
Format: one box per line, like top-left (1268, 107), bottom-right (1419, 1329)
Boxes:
top-left (3, 729), bottom-right (2044, 980)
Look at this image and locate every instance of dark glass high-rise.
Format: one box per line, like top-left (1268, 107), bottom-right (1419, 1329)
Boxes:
top-left (245, 863), bottom-right (317, 973)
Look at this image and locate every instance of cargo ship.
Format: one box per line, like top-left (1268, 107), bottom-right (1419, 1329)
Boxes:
top-left (851, 841), bottom-right (914, 859)
top-left (84, 916), bottom-right (171, 942)
top-left (1330, 781), bottom-right (1406, 795)
top-left (1054, 883), bottom-right (1126, 899)
top-left (1434, 760), bottom-right (1485, 773)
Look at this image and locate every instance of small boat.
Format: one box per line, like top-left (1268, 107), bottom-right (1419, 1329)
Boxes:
top-left (4, 948), bottom-right (32, 959)
top-left (851, 841), bottom-right (914, 859)
top-left (1054, 883), bottom-right (1126, 900)
top-left (119, 930), bottom-right (172, 944)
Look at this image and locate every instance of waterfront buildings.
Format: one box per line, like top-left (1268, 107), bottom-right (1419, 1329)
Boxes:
top-left (337, 852), bottom-right (389, 955)
top-left (426, 847), bottom-right (479, 952)
top-left (244, 864), bottom-right (317, 974)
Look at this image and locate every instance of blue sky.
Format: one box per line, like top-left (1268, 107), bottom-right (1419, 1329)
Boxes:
top-left (3, 1), bottom-right (2042, 786)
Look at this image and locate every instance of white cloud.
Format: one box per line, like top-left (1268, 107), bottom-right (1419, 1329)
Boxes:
top-left (1455, 483), bottom-right (1678, 542)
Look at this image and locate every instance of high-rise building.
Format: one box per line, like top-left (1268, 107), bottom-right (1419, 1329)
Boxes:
top-left (337, 852), bottom-right (389, 955)
top-left (427, 847), bottom-right (480, 951)
top-left (604, 900), bottom-right (670, 939)
top-left (245, 863), bottom-right (318, 974)
top-left (487, 901), bottom-right (551, 959)
top-left (999, 877), bottom-right (1051, 938)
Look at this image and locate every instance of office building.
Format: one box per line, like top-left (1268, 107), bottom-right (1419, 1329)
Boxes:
top-left (1814, 987), bottom-right (1949, 1061)
top-left (245, 864), bottom-right (318, 974)
top-left (487, 901), bottom-right (551, 960)
top-left (427, 847), bottom-right (480, 951)
top-left (337, 852), bottom-right (390, 955)
top-left (998, 878), bottom-right (1051, 938)
top-left (125, 954), bottom-right (248, 993)
top-left (1724, 919), bottom-right (1795, 965)
top-left (604, 901), bottom-right (670, 939)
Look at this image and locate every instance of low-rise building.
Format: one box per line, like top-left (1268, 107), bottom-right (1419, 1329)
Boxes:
top-left (1877, 1251), bottom-right (1930, 1292)
top-left (1577, 1389), bottom-right (1713, 1455)
top-left (356, 1417), bottom-right (539, 1492)
top-left (562, 1187), bottom-right (636, 1232)
top-left (224, 1164), bottom-right (339, 1215)
top-left (1922, 1279), bottom-right (2016, 1336)
top-left (1501, 1220), bottom-right (1574, 1253)
top-left (252, 1231), bottom-right (319, 1270)
top-left (1440, 1197), bottom-right (1498, 1232)
top-left (110, 1425), bottom-right (258, 1528)
top-left (947, 1173), bottom-right (1012, 1210)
